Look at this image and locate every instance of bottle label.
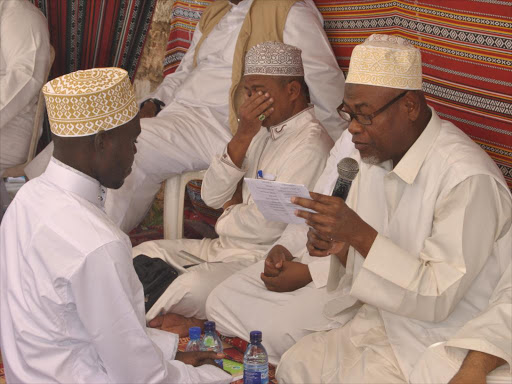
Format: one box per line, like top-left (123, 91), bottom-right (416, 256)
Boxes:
top-left (203, 335), bottom-right (215, 347)
top-left (244, 370), bottom-right (269, 384)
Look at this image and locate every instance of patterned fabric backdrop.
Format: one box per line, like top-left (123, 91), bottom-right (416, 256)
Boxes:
top-left (30, 0), bottom-right (158, 81)
top-left (163, 0), bottom-right (512, 190)
top-left (163, 0), bottom-right (214, 76)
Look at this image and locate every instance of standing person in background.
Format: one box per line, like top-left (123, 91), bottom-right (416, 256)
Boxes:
top-left (0, 0), bottom-right (51, 217)
top-left (0, 68), bottom-right (231, 384)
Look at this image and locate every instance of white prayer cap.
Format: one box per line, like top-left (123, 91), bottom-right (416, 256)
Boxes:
top-left (244, 41), bottom-right (304, 77)
top-left (43, 67), bottom-right (138, 137)
top-left (346, 34), bottom-right (423, 90)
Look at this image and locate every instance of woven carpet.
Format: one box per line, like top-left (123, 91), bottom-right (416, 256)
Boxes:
top-left (0, 337), bottom-right (277, 383)
top-left (164, 0), bottom-right (512, 191)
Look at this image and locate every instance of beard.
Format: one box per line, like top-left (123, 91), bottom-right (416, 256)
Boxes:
top-left (361, 155), bottom-right (381, 165)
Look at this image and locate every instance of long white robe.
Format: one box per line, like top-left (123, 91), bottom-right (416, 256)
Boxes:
top-left (104, 0), bottom-right (347, 232)
top-left (0, 0), bottom-right (50, 171)
top-left (133, 107), bottom-right (333, 321)
top-left (0, 158), bottom-right (231, 384)
top-left (276, 109), bottom-right (512, 383)
top-left (205, 129), bottom-right (355, 364)
top-left (409, 261), bottom-right (512, 384)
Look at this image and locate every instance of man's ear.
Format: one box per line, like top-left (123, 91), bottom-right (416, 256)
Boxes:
top-left (287, 80), bottom-right (301, 101)
top-left (93, 130), bottom-right (109, 154)
top-left (404, 91), bottom-right (421, 122)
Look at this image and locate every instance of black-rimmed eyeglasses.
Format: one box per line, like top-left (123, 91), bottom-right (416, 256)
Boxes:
top-left (338, 91), bottom-right (408, 126)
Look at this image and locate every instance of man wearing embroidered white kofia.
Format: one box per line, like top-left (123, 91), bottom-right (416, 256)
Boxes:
top-left (268, 34), bottom-right (512, 383)
top-left (133, 41), bottom-right (333, 335)
top-left (0, 68), bottom-right (231, 384)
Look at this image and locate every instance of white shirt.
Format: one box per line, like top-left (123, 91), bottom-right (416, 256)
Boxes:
top-left (325, 109), bottom-right (512, 380)
top-left (0, 0), bottom-right (50, 170)
top-left (0, 158), bottom-right (231, 384)
top-left (200, 107), bottom-right (333, 263)
top-left (150, 0), bottom-right (347, 140)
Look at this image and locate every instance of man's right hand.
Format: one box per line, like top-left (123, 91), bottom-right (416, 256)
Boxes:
top-left (140, 100), bottom-right (158, 118)
top-left (263, 245), bottom-right (293, 277)
top-left (236, 91), bottom-right (274, 140)
top-left (227, 91), bottom-right (274, 168)
top-left (306, 227), bottom-right (346, 257)
top-left (175, 351), bottom-right (225, 367)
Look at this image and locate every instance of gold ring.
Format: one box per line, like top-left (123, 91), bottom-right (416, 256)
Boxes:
top-left (258, 113), bottom-right (266, 121)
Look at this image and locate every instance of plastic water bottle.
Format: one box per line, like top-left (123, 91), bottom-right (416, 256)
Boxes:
top-left (243, 330), bottom-right (269, 384)
top-left (185, 326), bottom-right (202, 352)
top-left (200, 321), bottom-right (223, 369)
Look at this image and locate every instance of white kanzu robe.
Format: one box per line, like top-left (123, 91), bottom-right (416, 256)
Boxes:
top-left (0, 158), bottom-right (231, 384)
top-left (276, 109), bottom-right (512, 383)
top-left (205, 129), bottom-right (357, 364)
top-left (133, 107), bottom-right (333, 321)
top-left (409, 261), bottom-right (512, 384)
top-left (0, 0), bottom-right (50, 171)
top-left (104, 0), bottom-right (347, 232)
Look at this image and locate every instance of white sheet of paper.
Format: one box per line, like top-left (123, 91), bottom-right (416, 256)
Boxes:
top-left (245, 178), bottom-right (314, 224)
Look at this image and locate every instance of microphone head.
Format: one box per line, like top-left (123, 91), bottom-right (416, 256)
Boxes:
top-left (337, 157), bottom-right (359, 181)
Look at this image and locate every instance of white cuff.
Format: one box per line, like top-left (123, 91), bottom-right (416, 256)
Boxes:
top-left (308, 258), bottom-right (331, 288)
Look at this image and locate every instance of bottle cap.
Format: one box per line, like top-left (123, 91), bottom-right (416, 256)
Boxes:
top-left (204, 321), bottom-right (216, 332)
top-left (189, 326), bottom-right (201, 340)
top-left (250, 330), bottom-right (262, 343)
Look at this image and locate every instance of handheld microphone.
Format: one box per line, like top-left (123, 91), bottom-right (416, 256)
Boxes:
top-left (332, 157), bottom-right (359, 200)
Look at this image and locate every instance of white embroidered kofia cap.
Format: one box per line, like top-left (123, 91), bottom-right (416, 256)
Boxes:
top-left (43, 67), bottom-right (139, 137)
top-left (244, 41), bottom-right (304, 77)
top-left (346, 34), bottom-right (423, 90)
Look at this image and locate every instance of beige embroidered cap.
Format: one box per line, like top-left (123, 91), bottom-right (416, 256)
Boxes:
top-left (43, 67), bottom-right (139, 137)
top-left (346, 34), bottom-right (423, 90)
top-left (244, 41), bottom-right (304, 77)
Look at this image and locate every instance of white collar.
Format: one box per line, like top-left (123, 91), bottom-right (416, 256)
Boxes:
top-left (44, 158), bottom-right (107, 208)
top-left (268, 106), bottom-right (316, 141)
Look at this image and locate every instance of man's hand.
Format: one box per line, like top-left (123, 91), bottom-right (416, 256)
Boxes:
top-left (227, 91), bottom-right (274, 168)
top-left (237, 91), bottom-right (274, 140)
top-left (306, 227), bottom-right (344, 256)
top-left (292, 192), bottom-right (378, 258)
top-left (448, 351), bottom-right (506, 384)
top-left (148, 313), bottom-right (204, 338)
top-left (263, 245), bottom-right (293, 277)
top-left (140, 100), bottom-right (157, 118)
top-left (261, 260), bottom-right (312, 292)
top-left (175, 351), bottom-right (225, 367)
top-left (449, 367), bottom-right (487, 384)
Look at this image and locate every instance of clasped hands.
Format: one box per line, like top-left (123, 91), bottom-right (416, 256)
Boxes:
top-left (260, 245), bottom-right (312, 292)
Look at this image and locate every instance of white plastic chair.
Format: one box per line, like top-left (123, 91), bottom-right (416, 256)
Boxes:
top-left (3, 45), bottom-right (55, 178)
top-left (163, 170), bottom-right (206, 240)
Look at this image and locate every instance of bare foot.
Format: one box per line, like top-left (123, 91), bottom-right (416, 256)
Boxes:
top-left (148, 313), bottom-right (205, 337)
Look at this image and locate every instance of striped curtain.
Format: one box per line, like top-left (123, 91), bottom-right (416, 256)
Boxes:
top-left (30, 0), bottom-right (158, 81)
top-left (163, 0), bottom-right (214, 76)
top-left (316, 0), bottom-right (512, 190)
